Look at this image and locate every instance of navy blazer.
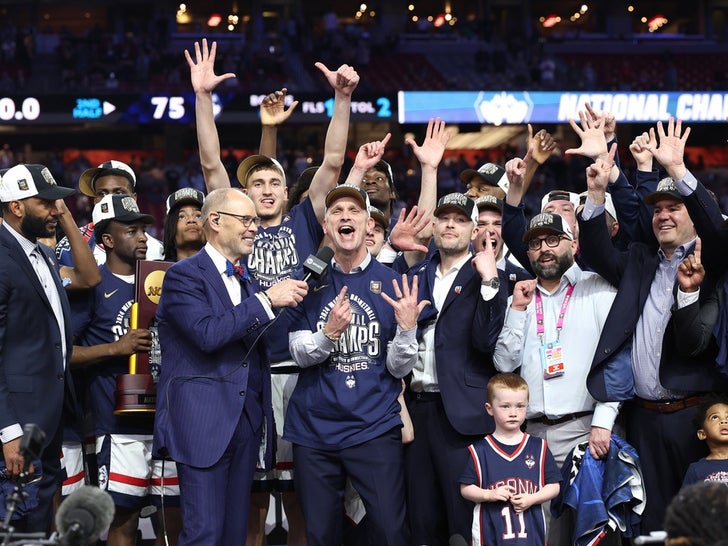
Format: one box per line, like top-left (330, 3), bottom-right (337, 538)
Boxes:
top-left (0, 226), bottom-right (75, 455)
top-left (409, 253), bottom-right (506, 436)
top-left (579, 179), bottom-right (728, 402)
top-left (154, 248), bottom-right (274, 468)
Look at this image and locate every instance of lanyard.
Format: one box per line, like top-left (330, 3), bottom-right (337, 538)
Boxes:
top-left (534, 283), bottom-right (574, 344)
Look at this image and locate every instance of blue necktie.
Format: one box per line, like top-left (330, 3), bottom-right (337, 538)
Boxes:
top-left (225, 260), bottom-right (249, 281)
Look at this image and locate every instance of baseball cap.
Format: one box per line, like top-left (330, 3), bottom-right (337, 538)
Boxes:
top-left (325, 184), bottom-right (370, 210)
top-left (433, 193), bottom-right (478, 224)
top-left (578, 190), bottom-right (619, 222)
top-left (368, 206), bottom-right (388, 232)
top-left (459, 163), bottom-right (509, 194)
top-left (78, 160), bottom-right (136, 198)
top-left (644, 177), bottom-right (683, 205)
top-left (474, 195), bottom-right (504, 214)
top-left (0, 164), bottom-right (75, 202)
top-left (166, 188), bottom-right (205, 214)
top-left (236, 154), bottom-right (286, 187)
top-left (540, 190), bottom-right (580, 213)
top-left (93, 194), bottom-right (154, 244)
top-left (522, 212), bottom-right (575, 243)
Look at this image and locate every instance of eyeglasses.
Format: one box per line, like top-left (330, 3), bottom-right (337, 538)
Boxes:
top-left (527, 234), bottom-right (567, 251)
top-left (216, 211), bottom-right (262, 228)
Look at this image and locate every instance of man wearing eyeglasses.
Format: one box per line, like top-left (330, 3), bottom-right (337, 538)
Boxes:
top-left (154, 188), bottom-right (308, 546)
top-left (493, 212), bottom-right (620, 545)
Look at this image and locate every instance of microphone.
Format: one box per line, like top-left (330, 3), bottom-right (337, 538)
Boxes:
top-left (55, 486), bottom-right (115, 546)
top-left (19, 423), bottom-right (45, 461)
top-left (302, 246), bottom-right (333, 284)
top-left (448, 534), bottom-right (469, 546)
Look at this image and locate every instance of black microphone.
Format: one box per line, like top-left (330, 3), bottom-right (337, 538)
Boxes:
top-left (302, 246), bottom-right (333, 284)
top-left (55, 486), bottom-right (115, 546)
top-left (19, 423), bottom-right (45, 461)
top-left (448, 534), bottom-right (469, 546)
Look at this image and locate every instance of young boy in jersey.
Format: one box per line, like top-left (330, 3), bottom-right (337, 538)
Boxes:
top-left (460, 373), bottom-right (560, 546)
top-left (682, 394), bottom-right (728, 487)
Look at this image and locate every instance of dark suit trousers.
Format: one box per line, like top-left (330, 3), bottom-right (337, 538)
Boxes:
top-left (176, 407), bottom-right (261, 546)
top-left (626, 402), bottom-right (708, 533)
top-left (404, 394), bottom-right (480, 546)
top-left (294, 427), bottom-right (409, 546)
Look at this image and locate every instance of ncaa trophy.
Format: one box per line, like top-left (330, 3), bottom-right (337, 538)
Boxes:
top-left (114, 260), bottom-right (172, 414)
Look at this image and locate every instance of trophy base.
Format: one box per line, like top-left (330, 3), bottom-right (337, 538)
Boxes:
top-left (114, 374), bottom-right (156, 414)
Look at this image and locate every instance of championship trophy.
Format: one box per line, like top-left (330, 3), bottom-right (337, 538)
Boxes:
top-left (114, 260), bottom-right (173, 414)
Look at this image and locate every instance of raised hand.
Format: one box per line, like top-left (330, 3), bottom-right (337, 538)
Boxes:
top-left (381, 275), bottom-right (430, 330)
top-left (565, 110), bottom-right (608, 160)
top-left (504, 147), bottom-right (533, 203)
top-left (315, 62), bottom-right (360, 97)
top-left (260, 88), bottom-right (299, 127)
top-left (387, 206), bottom-right (431, 253)
top-left (650, 117), bottom-right (690, 180)
top-left (586, 142), bottom-right (617, 197)
top-left (472, 232), bottom-right (498, 281)
top-left (406, 117), bottom-right (450, 170)
top-left (511, 280), bottom-right (537, 311)
top-left (185, 39), bottom-right (235, 94)
top-left (324, 286), bottom-right (352, 338)
top-left (629, 131), bottom-right (655, 171)
top-left (677, 237), bottom-right (704, 293)
top-left (585, 102), bottom-right (617, 143)
top-left (352, 133), bottom-right (392, 171)
top-left (527, 124), bottom-right (556, 165)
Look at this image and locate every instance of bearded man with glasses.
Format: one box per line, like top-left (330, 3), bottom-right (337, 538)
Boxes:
top-left (493, 210), bottom-right (622, 545)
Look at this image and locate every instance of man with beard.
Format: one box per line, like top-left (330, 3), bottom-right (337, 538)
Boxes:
top-left (403, 192), bottom-right (506, 545)
top-left (0, 164), bottom-right (78, 533)
top-left (493, 212), bottom-right (620, 545)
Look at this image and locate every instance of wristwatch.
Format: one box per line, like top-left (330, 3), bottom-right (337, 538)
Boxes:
top-left (481, 277), bottom-right (500, 289)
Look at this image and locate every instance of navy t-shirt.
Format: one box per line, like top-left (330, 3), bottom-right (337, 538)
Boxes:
top-left (72, 265), bottom-right (152, 435)
top-left (247, 198), bottom-right (323, 363)
top-left (284, 258), bottom-right (403, 449)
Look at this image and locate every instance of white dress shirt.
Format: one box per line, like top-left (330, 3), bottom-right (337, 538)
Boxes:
top-left (494, 263), bottom-right (620, 430)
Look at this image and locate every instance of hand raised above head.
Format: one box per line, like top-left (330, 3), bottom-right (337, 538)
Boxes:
top-left (185, 39), bottom-right (236, 94)
top-left (260, 88), bottom-right (298, 127)
top-left (405, 117), bottom-right (450, 170)
top-left (528, 124), bottom-right (556, 165)
top-left (565, 109), bottom-right (608, 160)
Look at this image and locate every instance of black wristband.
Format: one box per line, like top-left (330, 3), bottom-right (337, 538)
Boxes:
top-left (386, 237), bottom-right (403, 253)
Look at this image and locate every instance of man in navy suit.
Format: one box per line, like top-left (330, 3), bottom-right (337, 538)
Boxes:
top-left (0, 164), bottom-right (77, 533)
top-left (579, 120), bottom-right (728, 533)
top-left (404, 192), bottom-right (505, 544)
top-left (154, 188), bottom-right (308, 545)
